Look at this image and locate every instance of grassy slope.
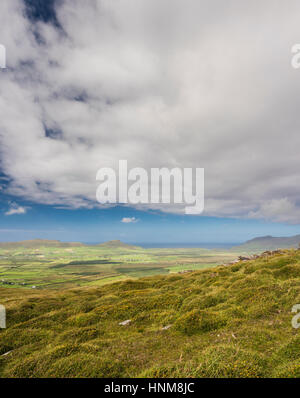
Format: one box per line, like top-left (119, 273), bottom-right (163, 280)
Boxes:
top-left (0, 249), bottom-right (300, 378)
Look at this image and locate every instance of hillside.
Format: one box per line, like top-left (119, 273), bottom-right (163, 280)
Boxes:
top-left (233, 235), bottom-right (300, 252)
top-left (0, 239), bottom-right (84, 249)
top-left (0, 239), bottom-right (139, 250)
top-left (97, 240), bottom-right (141, 249)
top-left (0, 249), bottom-right (300, 377)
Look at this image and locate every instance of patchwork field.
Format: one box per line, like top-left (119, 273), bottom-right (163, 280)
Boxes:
top-left (0, 244), bottom-right (239, 290)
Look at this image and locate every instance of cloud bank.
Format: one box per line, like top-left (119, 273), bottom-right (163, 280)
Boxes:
top-left (1, 0), bottom-right (300, 223)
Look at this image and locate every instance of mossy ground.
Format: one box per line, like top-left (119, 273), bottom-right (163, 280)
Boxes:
top-left (0, 250), bottom-right (300, 377)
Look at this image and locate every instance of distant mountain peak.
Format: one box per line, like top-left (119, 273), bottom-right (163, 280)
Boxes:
top-left (233, 234), bottom-right (300, 252)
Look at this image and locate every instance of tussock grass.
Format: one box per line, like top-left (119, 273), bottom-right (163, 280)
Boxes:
top-left (0, 249), bottom-right (300, 377)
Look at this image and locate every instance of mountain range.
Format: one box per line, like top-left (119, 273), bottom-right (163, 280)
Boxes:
top-left (0, 235), bottom-right (300, 251)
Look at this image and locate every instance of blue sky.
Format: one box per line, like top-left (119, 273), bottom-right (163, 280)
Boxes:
top-left (1, 197), bottom-right (300, 245)
top-left (1, 1), bottom-right (300, 245)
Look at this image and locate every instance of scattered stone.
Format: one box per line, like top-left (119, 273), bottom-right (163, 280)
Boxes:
top-left (238, 256), bottom-right (251, 261)
top-left (272, 250), bottom-right (284, 255)
top-left (223, 249), bottom-right (285, 267)
top-left (2, 351), bottom-right (12, 357)
top-left (262, 251), bottom-right (272, 256)
top-left (250, 254), bottom-right (260, 259)
top-left (119, 319), bottom-right (131, 326)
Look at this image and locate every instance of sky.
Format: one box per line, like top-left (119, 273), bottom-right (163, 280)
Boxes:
top-left (0, 0), bottom-right (300, 245)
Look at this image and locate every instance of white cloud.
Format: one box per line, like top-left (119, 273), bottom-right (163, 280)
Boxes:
top-left (0, 1), bottom-right (300, 223)
top-left (5, 203), bottom-right (27, 216)
top-left (121, 217), bottom-right (138, 223)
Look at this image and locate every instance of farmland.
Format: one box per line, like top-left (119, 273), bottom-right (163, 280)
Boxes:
top-left (0, 243), bottom-right (238, 290)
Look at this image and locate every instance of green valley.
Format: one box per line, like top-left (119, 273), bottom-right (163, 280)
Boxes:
top-left (0, 240), bottom-right (238, 290)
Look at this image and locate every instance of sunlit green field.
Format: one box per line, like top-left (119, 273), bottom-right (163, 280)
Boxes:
top-left (0, 245), bottom-right (238, 290)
